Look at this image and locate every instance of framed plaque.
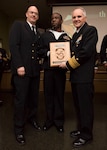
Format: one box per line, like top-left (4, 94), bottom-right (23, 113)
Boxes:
top-left (50, 41), bottom-right (70, 67)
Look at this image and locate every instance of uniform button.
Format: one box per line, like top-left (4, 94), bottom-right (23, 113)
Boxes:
top-left (32, 56), bottom-right (34, 59)
top-left (32, 50), bottom-right (35, 52)
top-left (72, 52), bottom-right (74, 55)
top-left (32, 43), bottom-right (35, 46)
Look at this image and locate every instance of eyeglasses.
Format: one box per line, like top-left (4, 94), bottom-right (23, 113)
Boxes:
top-left (28, 11), bottom-right (39, 16)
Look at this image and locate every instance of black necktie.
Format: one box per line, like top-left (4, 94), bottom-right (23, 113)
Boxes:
top-left (73, 32), bottom-right (78, 39)
top-left (72, 32), bottom-right (78, 46)
top-left (32, 26), bottom-right (35, 35)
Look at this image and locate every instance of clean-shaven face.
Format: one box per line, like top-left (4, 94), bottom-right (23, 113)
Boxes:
top-left (51, 13), bottom-right (63, 30)
top-left (72, 8), bottom-right (87, 29)
top-left (26, 6), bottom-right (39, 25)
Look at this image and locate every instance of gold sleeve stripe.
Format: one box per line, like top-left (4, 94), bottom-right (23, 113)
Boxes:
top-left (68, 56), bottom-right (80, 69)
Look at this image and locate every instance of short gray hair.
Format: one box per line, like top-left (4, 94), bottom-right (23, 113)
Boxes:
top-left (72, 7), bottom-right (87, 17)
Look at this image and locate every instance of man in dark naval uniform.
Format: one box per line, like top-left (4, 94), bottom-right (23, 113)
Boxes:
top-left (60, 7), bottom-right (98, 148)
top-left (100, 35), bottom-right (107, 69)
top-left (9, 5), bottom-right (41, 144)
top-left (39, 13), bottom-right (70, 132)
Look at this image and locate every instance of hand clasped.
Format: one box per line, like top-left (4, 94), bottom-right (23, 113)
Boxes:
top-left (59, 62), bottom-right (67, 69)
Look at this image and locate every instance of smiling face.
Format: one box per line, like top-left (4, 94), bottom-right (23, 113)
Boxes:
top-left (72, 8), bottom-right (87, 30)
top-left (26, 6), bottom-right (39, 25)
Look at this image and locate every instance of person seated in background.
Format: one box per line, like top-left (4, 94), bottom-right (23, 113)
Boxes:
top-left (0, 48), bottom-right (8, 106)
top-left (100, 35), bottom-right (107, 70)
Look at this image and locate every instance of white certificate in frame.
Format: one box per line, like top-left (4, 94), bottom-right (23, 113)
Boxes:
top-left (50, 41), bottom-right (70, 67)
